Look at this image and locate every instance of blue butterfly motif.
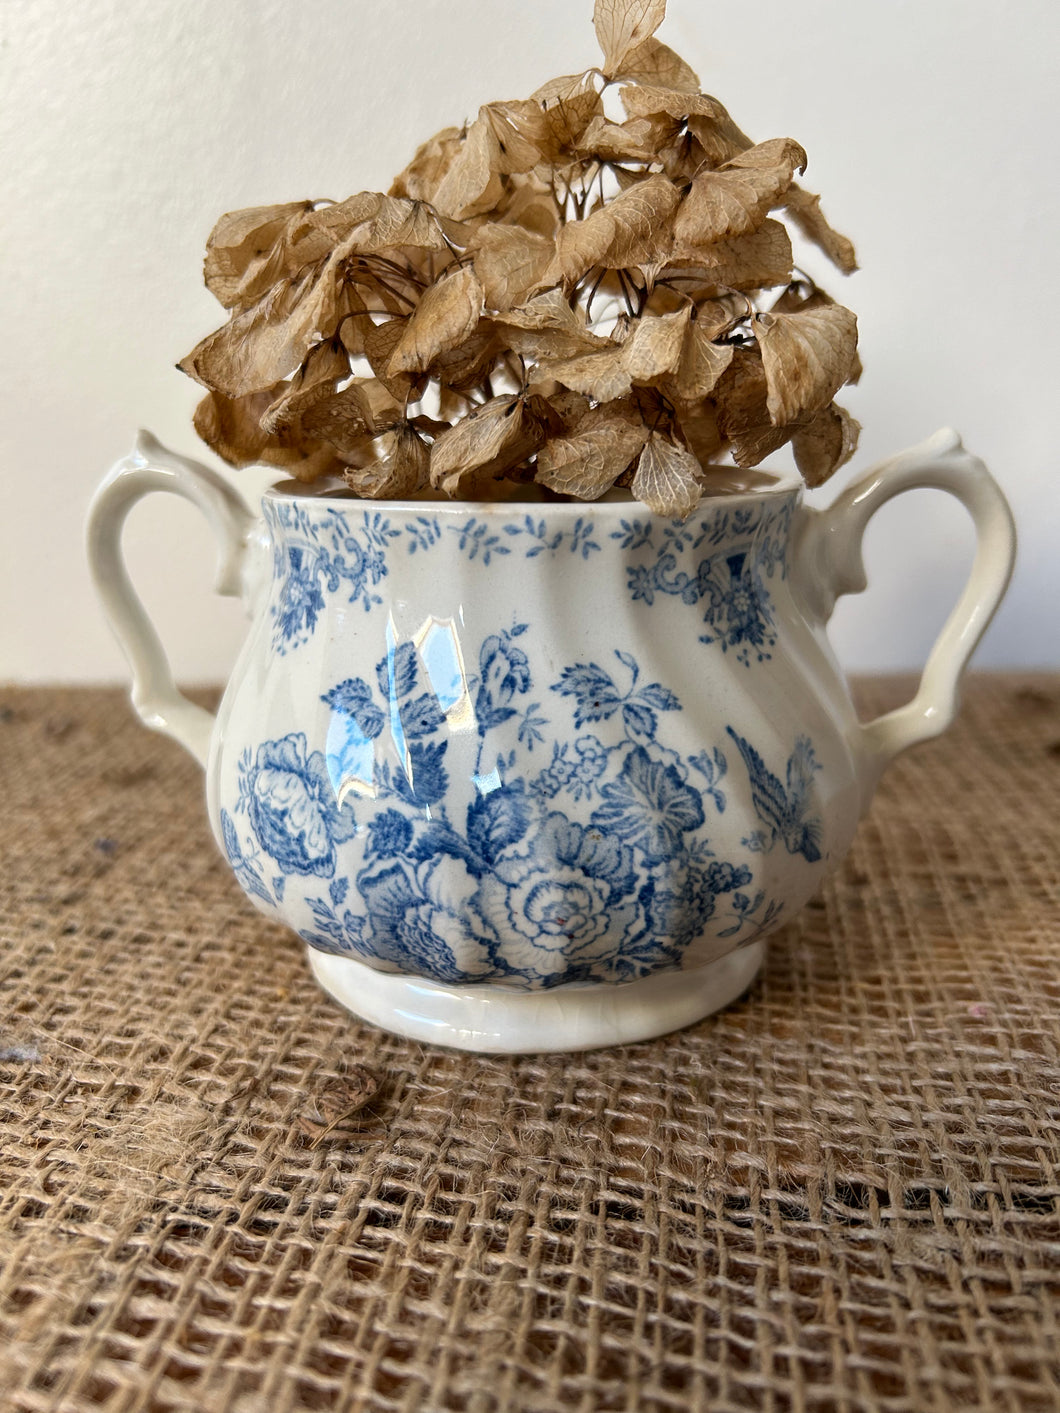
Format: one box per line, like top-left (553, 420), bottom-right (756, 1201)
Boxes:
top-left (725, 728), bottom-right (823, 863)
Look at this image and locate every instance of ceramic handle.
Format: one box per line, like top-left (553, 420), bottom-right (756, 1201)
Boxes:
top-left (86, 430), bottom-right (254, 768)
top-left (795, 427), bottom-right (1016, 792)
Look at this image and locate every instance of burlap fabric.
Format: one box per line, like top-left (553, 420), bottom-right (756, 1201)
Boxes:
top-left (0, 676), bottom-right (1057, 1413)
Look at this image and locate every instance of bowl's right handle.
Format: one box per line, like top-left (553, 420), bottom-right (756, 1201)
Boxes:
top-left (86, 430), bottom-right (254, 768)
top-left (792, 427), bottom-right (1017, 801)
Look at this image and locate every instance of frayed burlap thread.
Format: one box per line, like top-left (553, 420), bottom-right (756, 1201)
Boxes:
top-left (0, 677), bottom-right (1058, 1413)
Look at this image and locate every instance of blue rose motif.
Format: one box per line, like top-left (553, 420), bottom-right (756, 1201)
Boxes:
top-left (474, 814), bottom-right (641, 984)
top-left (357, 856), bottom-right (493, 983)
top-left (245, 733), bottom-right (356, 878)
top-left (590, 746), bottom-right (705, 865)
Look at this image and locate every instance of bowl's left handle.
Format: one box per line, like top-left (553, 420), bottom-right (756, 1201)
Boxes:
top-left (86, 430), bottom-right (255, 768)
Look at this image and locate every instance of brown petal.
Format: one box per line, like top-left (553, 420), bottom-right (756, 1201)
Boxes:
top-left (203, 201), bottom-right (313, 310)
top-left (482, 101), bottom-right (548, 175)
top-left (536, 412), bottom-right (649, 499)
top-left (610, 36), bottom-right (700, 91)
top-left (673, 401), bottom-right (725, 465)
top-left (782, 185), bottom-right (859, 275)
top-left (713, 348), bottom-right (793, 467)
top-left (344, 424), bottom-right (431, 499)
top-left (192, 386), bottom-right (283, 467)
top-left (576, 115), bottom-right (659, 163)
top-left (259, 341), bottom-right (351, 436)
top-left (631, 432), bottom-right (703, 517)
top-left (429, 395), bottom-right (547, 495)
top-left (594, 0), bottom-right (667, 76)
top-left (470, 226), bottom-right (554, 311)
top-left (388, 265), bottom-right (483, 375)
top-left (673, 317), bottom-right (735, 401)
top-left (673, 219), bottom-right (794, 293)
top-left (674, 138), bottom-right (807, 246)
top-left (432, 116), bottom-right (504, 221)
top-left (338, 195), bottom-right (460, 254)
top-left (754, 303), bottom-right (858, 425)
top-left (549, 174), bottom-right (681, 283)
top-left (623, 307), bottom-right (691, 384)
top-left (390, 126), bottom-right (464, 202)
top-left (791, 402), bottom-right (860, 487)
top-left (536, 343), bottom-right (632, 401)
top-left (179, 261), bottom-right (347, 398)
top-left (495, 289), bottom-right (609, 360)
top-left (299, 381), bottom-right (390, 453)
top-left (429, 325), bottom-right (499, 392)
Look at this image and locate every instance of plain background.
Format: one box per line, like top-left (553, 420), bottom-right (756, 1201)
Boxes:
top-left (1, 0), bottom-right (1057, 684)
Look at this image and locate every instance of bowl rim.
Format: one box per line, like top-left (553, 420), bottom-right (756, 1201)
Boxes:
top-left (261, 466), bottom-right (804, 513)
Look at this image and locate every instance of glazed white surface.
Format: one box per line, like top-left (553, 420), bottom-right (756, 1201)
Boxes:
top-left (87, 430), bottom-right (1013, 1049)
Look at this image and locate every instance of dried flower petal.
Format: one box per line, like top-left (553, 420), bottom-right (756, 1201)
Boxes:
top-left (674, 138), bottom-right (807, 247)
top-left (673, 317), bottom-right (736, 401)
top-left (675, 219), bottom-right (794, 293)
top-left (537, 343), bottom-right (632, 401)
top-left (432, 117), bottom-right (505, 221)
top-left (537, 410), bottom-right (649, 499)
top-left (429, 395), bottom-right (548, 495)
top-left (204, 201), bottom-right (313, 310)
top-left (791, 402), bottom-right (860, 486)
top-left (470, 226), bottom-right (554, 311)
top-left (631, 432), bottom-right (703, 517)
top-left (782, 185), bottom-right (859, 275)
top-left (495, 289), bottom-right (608, 360)
top-left (179, 262), bottom-right (347, 398)
top-left (754, 302), bottom-right (858, 425)
top-left (344, 424), bottom-right (430, 499)
top-left (622, 307), bottom-right (691, 384)
top-left (388, 265), bottom-right (483, 375)
top-left (611, 36), bottom-right (699, 91)
top-left (594, 0), bottom-right (667, 77)
top-left (260, 341), bottom-right (351, 436)
top-left (549, 174), bottom-right (681, 283)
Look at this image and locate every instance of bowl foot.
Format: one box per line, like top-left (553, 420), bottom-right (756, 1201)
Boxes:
top-left (306, 943), bottom-right (766, 1054)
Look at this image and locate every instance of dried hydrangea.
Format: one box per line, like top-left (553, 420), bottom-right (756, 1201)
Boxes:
top-left (180, 0), bottom-right (861, 516)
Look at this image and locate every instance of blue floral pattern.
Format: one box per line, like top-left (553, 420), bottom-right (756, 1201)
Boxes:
top-left (264, 500), bottom-right (397, 653)
top-left (620, 501), bottom-right (794, 666)
top-left (264, 496), bottom-right (793, 667)
top-left (220, 623), bottom-right (821, 989)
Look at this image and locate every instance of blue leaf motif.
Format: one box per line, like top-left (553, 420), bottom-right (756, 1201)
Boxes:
top-left (552, 663), bottom-right (623, 728)
top-left (322, 678), bottom-right (385, 739)
top-left (591, 746), bottom-right (705, 865)
top-left (377, 641), bottom-right (419, 699)
top-left (637, 683), bottom-right (680, 712)
top-left (392, 740), bottom-right (449, 807)
top-left (467, 785), bottom-right (532, 866)
top-left (621, 702), bottom-right (657, 741)
top-left (401, 693), bottom-right (446, 738)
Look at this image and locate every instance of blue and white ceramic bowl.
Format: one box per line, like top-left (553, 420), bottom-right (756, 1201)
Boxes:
top-left (87, 429), bottom-right (1014, 1051)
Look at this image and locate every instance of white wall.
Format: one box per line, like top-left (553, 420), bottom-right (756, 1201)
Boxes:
top-left (1, 0), bottom-right (1056, 683)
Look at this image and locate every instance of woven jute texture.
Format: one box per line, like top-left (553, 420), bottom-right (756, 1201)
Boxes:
top-left (0, 676), bottom-right (1058, 1413)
